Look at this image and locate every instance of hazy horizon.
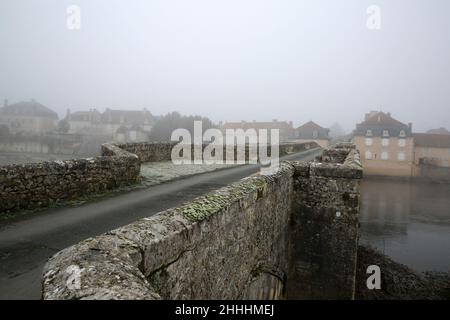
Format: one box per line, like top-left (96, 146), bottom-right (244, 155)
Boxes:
top-left (1, 0), bottom-right (450, 132)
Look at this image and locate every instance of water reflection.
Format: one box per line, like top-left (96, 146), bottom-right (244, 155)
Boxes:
top-left (360, 179), bottom-right (450, 272)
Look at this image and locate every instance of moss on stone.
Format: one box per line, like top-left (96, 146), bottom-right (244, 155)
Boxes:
top-left (179, 177), bottom-right (269, 222)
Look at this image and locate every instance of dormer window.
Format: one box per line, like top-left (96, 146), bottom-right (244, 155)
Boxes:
top-left (366, 129), bottom-right (372, 137)
top-left (383, 130), bottom-right (389, 137)
top-left (399, 130), bottom-right (406, 137)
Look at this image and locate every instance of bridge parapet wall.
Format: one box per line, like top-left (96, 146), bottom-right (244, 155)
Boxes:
top-left (289, 145), bottom-right (362, 299)
top-left (0, 141), bottom-right (318, 215)
top-left (108, 141), bottom-right (319, 163)
top-left (0, 144), bottom-right (139, 214)
top-left (42, 144), bottom-right (362, 300)
top-left (43, 162), bottom-right (295, 299)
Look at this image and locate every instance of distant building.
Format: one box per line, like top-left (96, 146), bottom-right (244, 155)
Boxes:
top-left (0, 100), bottom-right (58, 135)
top-left (65, 108), bottom-right (102, 134)
top-left (65, 108), bottom-right (155, 142)
top-left (426, 127), bottom-right (450, 135)
top-left (293, 121), bottom-right (330, 148)
top-left (353, 111), bottom-right (414, 177)
top-left (413, 133), bottom-right (450, 168)
top-left (114, 124), bottom-right (150, 143)
top-left (101, 109), bottom-right (155, 142)
top-left (221, 120), bottom-right (295, 142)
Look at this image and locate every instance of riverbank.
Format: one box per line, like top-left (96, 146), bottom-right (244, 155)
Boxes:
top-left (356, 245), bottom-right (450, 300)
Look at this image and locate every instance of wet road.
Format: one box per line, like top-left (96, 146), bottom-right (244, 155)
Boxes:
top-left (360, 178), bottom-right (450, 272)
top-left (0, 148), bottom-right (321, 300)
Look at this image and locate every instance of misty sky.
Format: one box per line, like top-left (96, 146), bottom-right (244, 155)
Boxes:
top-left (1, 0), bottom-right (450, 132)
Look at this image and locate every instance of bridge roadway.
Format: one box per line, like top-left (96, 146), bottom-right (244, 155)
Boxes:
top-left (0, 148), bottom-right (321, 300)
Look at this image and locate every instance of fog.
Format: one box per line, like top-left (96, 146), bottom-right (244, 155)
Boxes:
top-left (1, 0), bottom-right (450, 132)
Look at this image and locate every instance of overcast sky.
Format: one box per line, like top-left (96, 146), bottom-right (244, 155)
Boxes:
top-left (1, 0), bottom-right (449, 132)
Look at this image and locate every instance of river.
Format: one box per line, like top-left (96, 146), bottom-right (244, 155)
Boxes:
top-left (360, 178), bottom-right (450, 272)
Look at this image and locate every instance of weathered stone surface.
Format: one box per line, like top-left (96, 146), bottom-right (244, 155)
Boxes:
top-left (42, 234), bottom-right (159, 300)
top-left (42, 144), bottom-right (363, 300)
top-left (0, 141), bottom-right (319, 215)
top-left (288, 145), bottom-right (362, 299)
top-left (43, 162), bottom-right (296, 300)
top-left (0, 144), bottom-right (140, 214)
top-left (114, 141), bottom-right (319, 163)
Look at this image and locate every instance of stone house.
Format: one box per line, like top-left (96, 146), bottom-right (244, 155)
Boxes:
top-left (353, 111), bottom-right (414, 177)
top-left (293, 121), bottom-right (330, 148)
top-left (0, 100), bottom-right (58, 135)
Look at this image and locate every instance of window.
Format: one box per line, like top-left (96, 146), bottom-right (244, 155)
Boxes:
top-left (397, 152), bottom-right (406, 161)
top-left (383, 130), bottom-right (389, 137)
top-left (312, 130), bottom-right (318, 138)
top-left (365, 151), bottom-right (372, 160)
top-left (398, 139), bottom-right (406, 147)
top-left (365, 138), bottom-right (373, 146)
top-left (382, 138), bottom-right (389, 146)
top-left (381, 151), bottom-right (389, 160)
top-left (366, 129), bottom-right (373, 136)
top-left (442, 160), bottom-right (449, 167)
top-left (399, 130), bottom-right (406, 137)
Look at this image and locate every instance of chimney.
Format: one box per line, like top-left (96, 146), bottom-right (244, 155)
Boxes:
top-left (3, 99), bottom-right (8, 107)
top-left (289, 121), bottom-right (293, 128)
top-left (66, 108), bottom-right (71, 118)
top-left (408, 123), bottom-right (412, 131)
top-left (387, 112), bottom-right (391, 117)
top-left (272, 119), bottom-right (278, 122)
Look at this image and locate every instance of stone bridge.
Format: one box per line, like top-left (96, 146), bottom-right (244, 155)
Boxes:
top-left (0, 141), bottom-right (317, 215)
top-left (41, 143), bottom-right (362, 299)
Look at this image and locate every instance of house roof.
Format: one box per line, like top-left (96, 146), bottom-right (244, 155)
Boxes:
top-left (359, 111), bottom-right (407, 127)
top-left (102, 109), bottom-right (154, 125)
top-left (0, 101), bottom-right (58, 119)
top-left (66, 109), bottom-right (101, 121)
top-left (413, 133), bottom-right (450, 148)
top-left (426, 127), bottom-right (450, 135)
top-left (296, 121), bottom-right (329, 131)
top-left (354, 111), bottom-right (412, 137)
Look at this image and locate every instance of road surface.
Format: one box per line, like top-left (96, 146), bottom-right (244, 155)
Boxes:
top-left (0, 148), bottom-right (320, 300)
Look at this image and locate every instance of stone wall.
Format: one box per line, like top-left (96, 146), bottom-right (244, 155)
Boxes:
top-left (110, 142), bottom-right (176, 162)
top-left (0, 141), bottom-right (318, 215)
top-left (42, 144), bottom-right (362, 300)
top-left (109, 141), bottom-right (319, 163)
top-left (288, 145), bottom-right (362, 299)
top-left (0, 143), bottom-right (140, 214)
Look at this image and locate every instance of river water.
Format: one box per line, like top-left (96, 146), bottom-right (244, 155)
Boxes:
top-left (360, 179), bottom-right (450, 272)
